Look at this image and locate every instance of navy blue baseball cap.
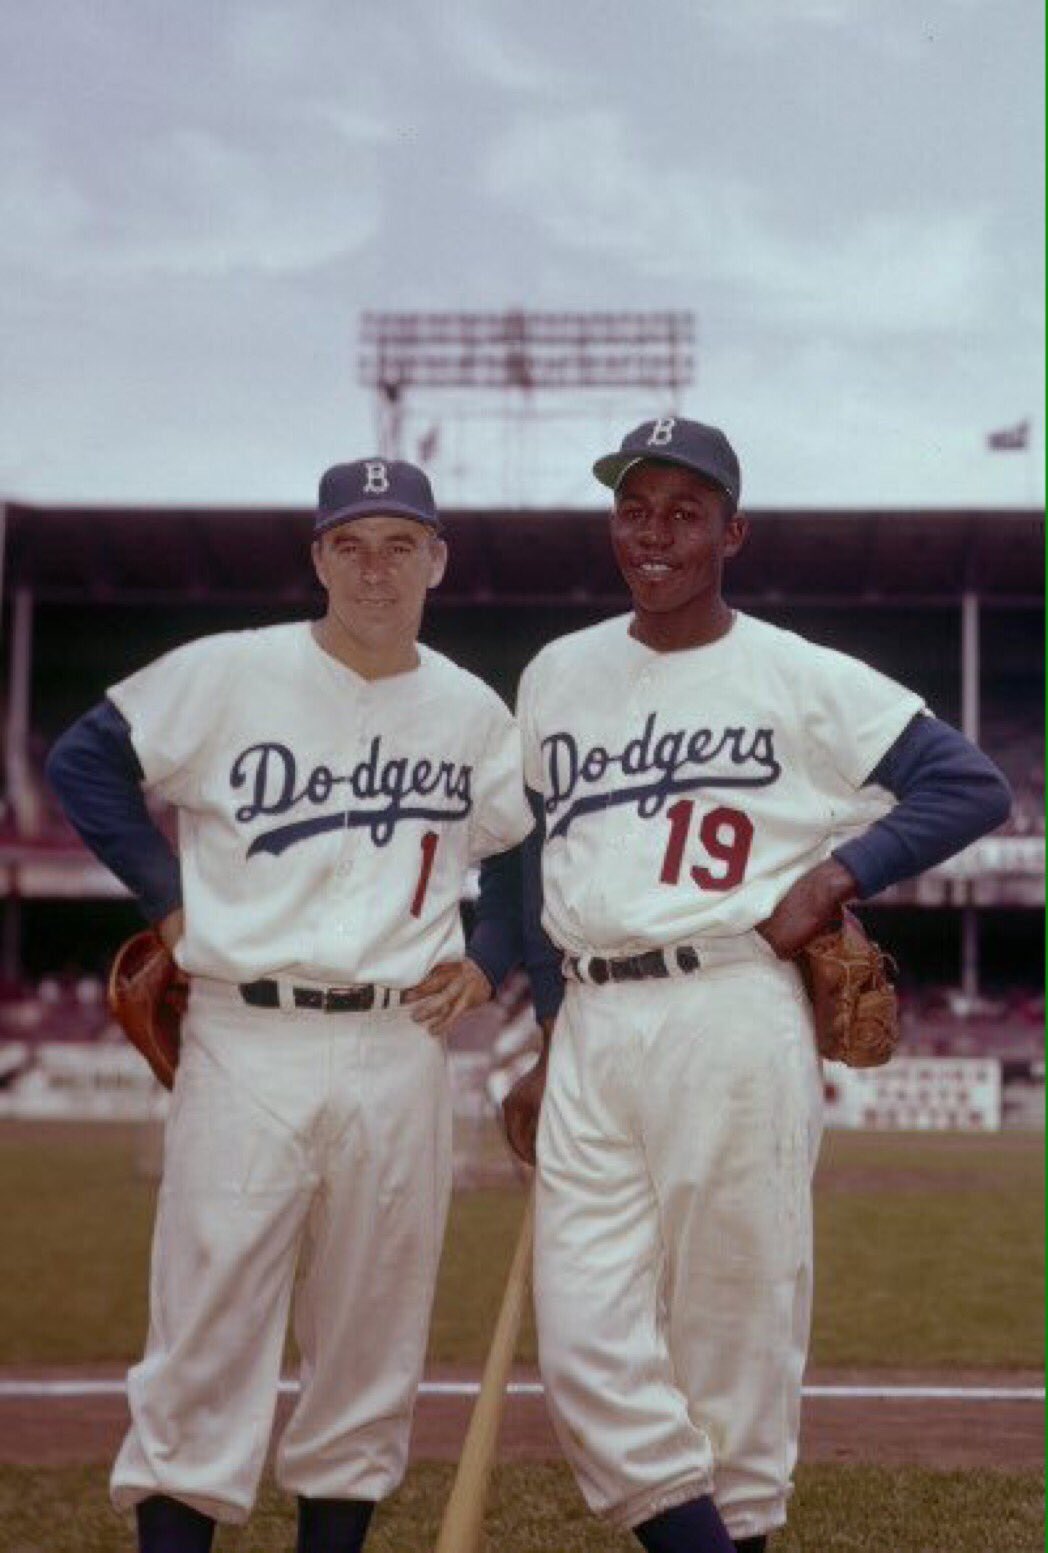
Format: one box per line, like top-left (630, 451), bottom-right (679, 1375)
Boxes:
top-left (593, 417), bottom-right (741, 510)
top-left (315, 457), bottom-right (440, 536)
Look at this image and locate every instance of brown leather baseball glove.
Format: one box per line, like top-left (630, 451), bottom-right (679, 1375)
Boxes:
top-left (107, 930), bottom-right (187, 1089)
top-left (797, 908), bottom-right (899, 1068)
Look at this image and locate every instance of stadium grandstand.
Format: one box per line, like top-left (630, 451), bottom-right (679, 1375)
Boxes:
top-left (0, 499), bottom-right (1043, 1078)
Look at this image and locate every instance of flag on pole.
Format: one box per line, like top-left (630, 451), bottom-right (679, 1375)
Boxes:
top-left (986, 419), bottom-right (1030, 451)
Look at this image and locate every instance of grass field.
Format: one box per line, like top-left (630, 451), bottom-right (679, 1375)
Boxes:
top-left (0, 1121), bottom-right (1043, 1550)
top-left (0, 1122), bottom-right (1042, 1368)
top-left (1, 1463), bottom-right (1044, 1553)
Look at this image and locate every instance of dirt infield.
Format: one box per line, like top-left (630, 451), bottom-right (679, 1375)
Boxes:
top-left (1, 1366), bottom-right (1042, 1472)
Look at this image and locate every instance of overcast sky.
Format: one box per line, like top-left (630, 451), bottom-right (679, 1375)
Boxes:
top-left (1, 0), bottom-right (1043, 511)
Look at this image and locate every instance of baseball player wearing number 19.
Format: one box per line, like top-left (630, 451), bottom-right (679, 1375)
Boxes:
top-left (46, 457), bottom-right (530, 1553)
top-left (496, 417), bottom-right (1011, 1551)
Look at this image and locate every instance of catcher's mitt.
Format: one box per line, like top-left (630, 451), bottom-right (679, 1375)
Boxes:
top-left (107, 930), bottom-right (187, 1089)
top-left (798, 908), bottom-right (899, 1068)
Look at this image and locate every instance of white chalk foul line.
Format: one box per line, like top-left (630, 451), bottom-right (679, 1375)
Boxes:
top-left (0, 1380), bottom-right (1042, 1403)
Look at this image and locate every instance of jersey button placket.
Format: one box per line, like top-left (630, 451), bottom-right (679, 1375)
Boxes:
top-left (626, 666), bottom-right (652, 715)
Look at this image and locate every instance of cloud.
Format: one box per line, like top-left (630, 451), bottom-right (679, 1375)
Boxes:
top-left (437, 0), bottom-right (585, 94)
top-left (0, 3), bottom-right (431, 284)
top-left (704, 0), bottom-right (991, 56)
top-left (0, 129), bottom-right (93, 257)
top-left (309, 104), bottom-right (399, 149)
top-left (481, 110), bottom-right (686, 270)
top-left (732, 209), bottom-right (994, 336)
top-left (0, 118), bottom-right (381, 279)
top-left (482, 109), bottom-right (997, 337)
top-left (0, 0), bottom-right (1038, 508)
top-left (709, 0), bottom-right (863, 36)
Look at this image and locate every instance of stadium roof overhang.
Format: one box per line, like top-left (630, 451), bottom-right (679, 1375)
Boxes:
top-left (2, 502), bottom-right (1043, 608)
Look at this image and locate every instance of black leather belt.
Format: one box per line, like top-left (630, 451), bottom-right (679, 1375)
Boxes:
top-left (239, 979), bottom-right (398, 1013)
top-left (565, 945), bottom-right (702, 985)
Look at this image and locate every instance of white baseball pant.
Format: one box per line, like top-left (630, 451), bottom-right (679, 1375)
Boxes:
top-left (533, 942), bottom-right (823, 1542)
top-left (112, 978), bottom-right (452, 1523)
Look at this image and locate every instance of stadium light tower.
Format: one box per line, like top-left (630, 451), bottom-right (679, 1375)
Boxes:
top-left (357, 310), bottom-right (695, 493)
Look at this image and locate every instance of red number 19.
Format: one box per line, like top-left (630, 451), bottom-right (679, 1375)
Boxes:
top-left (660, 801), bottom-right (754, 891)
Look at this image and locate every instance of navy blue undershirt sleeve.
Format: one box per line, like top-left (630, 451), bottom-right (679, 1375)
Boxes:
top-left (466, 845), bottom-right (522, 992)
top-left (521, 787), bottom-right (565, 1023)
top-left (44, 698), bottom-right (182, 923)
top-left (468, 787), bottom-right (565, 1023)
top-left (832, 714), bottom-right (1013, 899)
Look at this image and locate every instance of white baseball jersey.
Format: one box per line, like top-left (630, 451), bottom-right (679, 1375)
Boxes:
top-left (109, 622), bottom-right (532, 985)
top-left (518, 610), bottom-right (924, 956)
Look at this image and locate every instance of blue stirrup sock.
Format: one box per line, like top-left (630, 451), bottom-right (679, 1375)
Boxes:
top-left (634, 1494), bottom-right (736, 1551)
top-left (296, 1495), bottom-right (376, 1553)
top-left (135, 1495), bottom-right (216, 1553)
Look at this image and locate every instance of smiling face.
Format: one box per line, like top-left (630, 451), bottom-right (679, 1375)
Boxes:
top-left (610, 460), bottom-right (748, 650)
top-left (312, 514), bottom-right (447, 676)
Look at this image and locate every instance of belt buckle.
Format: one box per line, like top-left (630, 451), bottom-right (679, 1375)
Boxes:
top-left (324, 985), bottom-right (373, 1013)
top-left (638, 949), bottom-right (671, 979)
top-left (581, 948), bottom-right (678, 984)
top-left (609, 955), bottom-right (641, 982)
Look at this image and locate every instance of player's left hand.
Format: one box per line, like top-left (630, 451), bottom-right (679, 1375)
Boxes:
top-left (403, 957), bottom-right (493, 1037)
top-left (756, 858), bottom-right (858, 959)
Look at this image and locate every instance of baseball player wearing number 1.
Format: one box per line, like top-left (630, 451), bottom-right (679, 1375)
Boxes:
top-left (497, 417), bottom-right (1011, 1551)
top-left (46, 458), bottom-right (529, 1553)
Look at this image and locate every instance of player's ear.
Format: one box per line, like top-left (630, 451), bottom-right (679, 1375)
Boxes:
top-left (311, 538), bottom-right (331, 593)
top-left (426, 536), bottom-right (448, 589)
top-left (723, 510), bottom-right (749, 560)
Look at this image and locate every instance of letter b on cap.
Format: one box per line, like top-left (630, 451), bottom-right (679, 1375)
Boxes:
top-left (364, 461), bottom-right (390, 494)
top-left (647, 418), bottom-right (676, 447)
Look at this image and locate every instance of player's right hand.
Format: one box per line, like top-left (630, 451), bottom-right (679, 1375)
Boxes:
top-left (403, 957), bottom-right (493, 1037)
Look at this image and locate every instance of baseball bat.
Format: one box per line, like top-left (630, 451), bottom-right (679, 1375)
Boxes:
top-left (433, 1183), bottom-right (535, 1553)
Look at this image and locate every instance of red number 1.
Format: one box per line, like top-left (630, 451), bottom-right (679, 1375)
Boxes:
top-left (660, 801), bottom-right (753, 891)
top-left (411, 831), bottom-right (439, 917)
